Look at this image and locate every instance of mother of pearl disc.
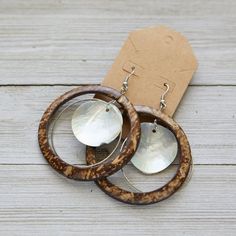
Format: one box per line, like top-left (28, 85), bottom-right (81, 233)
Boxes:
top-left (131, 122), bottom-right (178, 174)
top-left (71, 100), bottom-right (123, 147)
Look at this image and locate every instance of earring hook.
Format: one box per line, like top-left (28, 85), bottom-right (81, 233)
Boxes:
top-left (106, 66), bottom-right (136, 111)
top-left (160, 83), bottom-right (169, 110)
top-left (120, 66), bottom-right (136, 95)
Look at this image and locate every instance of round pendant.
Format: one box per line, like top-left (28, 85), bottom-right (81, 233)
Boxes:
top-left (71, 100), bottom-right (123, 147)
top-left (131, 122), bottom-right (178, 174)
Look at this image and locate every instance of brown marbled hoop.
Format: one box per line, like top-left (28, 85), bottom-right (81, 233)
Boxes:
top-left (86, 105), bottom-right (192, 205)
top-left (38, 85), bottom-right (141, 181)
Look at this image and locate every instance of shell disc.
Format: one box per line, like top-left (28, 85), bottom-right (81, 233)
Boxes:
top-left (72, 100), bottom-right (123, 147)
top-left (131, 122), bottom-right (178, 174)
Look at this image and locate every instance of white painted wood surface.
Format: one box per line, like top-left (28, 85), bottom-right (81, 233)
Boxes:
top-left (0, 1), bottom-right (235, 235)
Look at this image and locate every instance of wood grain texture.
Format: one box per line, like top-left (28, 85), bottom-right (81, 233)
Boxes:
top-left (0, 0), bottom-right (235, 235)
top-left (0, 165), bottom-right (235, 236)
top-left (0, 86), bottom-right (235, 165)
top-left (0, 1), bottom-right (235, 85)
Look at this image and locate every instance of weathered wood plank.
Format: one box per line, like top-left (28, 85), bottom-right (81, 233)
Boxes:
top-left (0, 165), bottom-right (235, 236)
top-left (0, 1), bottom-right (235, 235)
top-left (0, 86), bottom-right (235, 165)
top-left (0, 0), bottom-right (235, 85)
top-left (0, 0), bottom-right (235, 16)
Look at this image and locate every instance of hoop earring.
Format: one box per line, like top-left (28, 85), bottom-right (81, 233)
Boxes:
top-left (86, 84), bottom-right (192, 204)
top-left (38, 67), bottom-right (141, 181)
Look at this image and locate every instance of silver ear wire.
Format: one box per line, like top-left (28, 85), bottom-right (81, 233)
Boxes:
top-left (160, 83), bottom-right (169, 110)
top-left (120, 66), bottom-right (136, 95)
top-left (152, 83), bottom-right (170, 131)
top-left (106, 66), bottom-right (136, 111)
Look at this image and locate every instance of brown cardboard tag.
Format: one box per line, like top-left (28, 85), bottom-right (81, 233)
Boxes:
top-left (101, 26), bottom-right (198, 116)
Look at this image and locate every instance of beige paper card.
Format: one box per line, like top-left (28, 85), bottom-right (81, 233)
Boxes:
top-left (101, 26), bottom-right (198, 116)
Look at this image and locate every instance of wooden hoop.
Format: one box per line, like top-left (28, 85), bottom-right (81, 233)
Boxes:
top-left (86, 105), bottom-right (192, 204)
top-left (38, 85), bottom-right (140, 181)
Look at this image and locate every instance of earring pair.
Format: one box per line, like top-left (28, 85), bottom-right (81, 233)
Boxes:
top-left (38, 68), bottom-right (192, 205)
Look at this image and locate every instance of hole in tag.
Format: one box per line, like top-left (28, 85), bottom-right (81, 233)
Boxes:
top-left (165, 35), bottom-right (174, 44)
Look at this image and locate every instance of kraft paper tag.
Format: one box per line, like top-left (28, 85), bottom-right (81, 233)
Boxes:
top-left (101, 26), bottom-right (198, 116)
